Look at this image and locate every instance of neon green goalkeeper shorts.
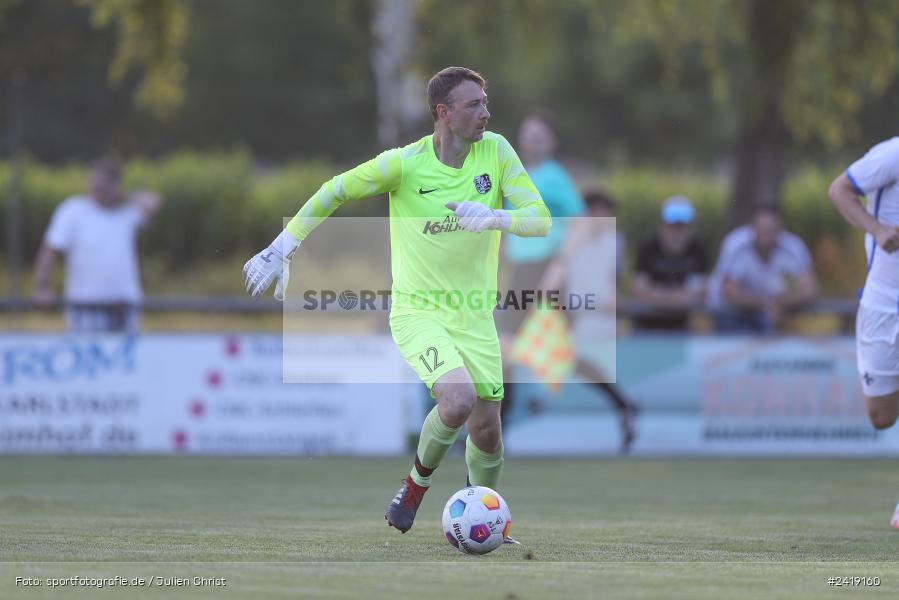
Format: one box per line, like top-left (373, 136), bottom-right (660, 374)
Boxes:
top-left (389, 310), bottom-right (504, 400)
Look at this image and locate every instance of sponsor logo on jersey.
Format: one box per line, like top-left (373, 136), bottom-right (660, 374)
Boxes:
top-left (422, 215), bottom-right (462, 235)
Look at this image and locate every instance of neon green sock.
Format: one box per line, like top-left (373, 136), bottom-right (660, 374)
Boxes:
top-left (409, 406), bottom-right (461, 488)
top-left (465, 436), bottom-right (504, 488)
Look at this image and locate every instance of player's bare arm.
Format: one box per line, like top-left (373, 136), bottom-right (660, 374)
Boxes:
top-left (721, 277), bottom-right (767, 310)
top-left (829, 172), bottom-right (899, 252)
top-left (777, 272), bottom-right (818, 309)
top-left (33, 244), bottom-right (62, 304)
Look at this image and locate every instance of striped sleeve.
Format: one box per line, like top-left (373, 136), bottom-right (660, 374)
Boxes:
top-left (286, 149), bottom-right (402, 241)
top-left (495, 134), bottom-right (552, 237)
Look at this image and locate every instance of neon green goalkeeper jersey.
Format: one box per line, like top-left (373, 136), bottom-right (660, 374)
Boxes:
top-left (286, 132), bottom-right (551, 325)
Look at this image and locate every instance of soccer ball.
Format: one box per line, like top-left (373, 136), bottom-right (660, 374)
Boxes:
top-left (442, 486), bottom-right (512, 555)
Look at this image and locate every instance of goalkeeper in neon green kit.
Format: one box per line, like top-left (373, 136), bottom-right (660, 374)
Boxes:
top-left (244, 67), bottom-right (551, 537)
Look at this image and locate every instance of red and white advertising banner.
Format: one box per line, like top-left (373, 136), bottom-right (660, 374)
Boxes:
top-left (0, 334), bottom-right (412, 455)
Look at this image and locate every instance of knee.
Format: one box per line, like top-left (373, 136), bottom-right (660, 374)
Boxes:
top-left (468, 419), bottom-right (502, 453)
top-left (438, 384), bottom-right (477, 427)
top-left (869, 409), bottom-right (898, 430)
top-left (474, 431), bottom-right (502, 454)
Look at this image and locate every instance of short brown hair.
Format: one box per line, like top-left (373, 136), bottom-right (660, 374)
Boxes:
top-left (584, 189), bottom-right (617, 213)
top-left (427, 67), bottom-right (487, 121)
top-left (91, 157), bottom-right (122, 181)
top-left (523, 108), bottom-right (559, 136)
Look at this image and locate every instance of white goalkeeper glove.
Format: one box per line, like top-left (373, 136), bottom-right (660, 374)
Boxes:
top-left (243, 230), bottom-right (300, 300)
top-left (445, 202), bottom-right (511, 233)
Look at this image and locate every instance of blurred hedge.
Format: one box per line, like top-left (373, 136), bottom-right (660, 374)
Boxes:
top-left (0, 151), bottom-right (336, 276)
top-left (0, 154), bottom-right (867, 296)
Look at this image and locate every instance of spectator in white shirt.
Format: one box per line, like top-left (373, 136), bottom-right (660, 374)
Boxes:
top-left (33, 158), bottom-right (161, 332)
top-left (706, 206), bottom-right (817, 333)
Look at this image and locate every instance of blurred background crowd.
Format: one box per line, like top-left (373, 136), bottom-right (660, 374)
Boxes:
top-left (2, 0), bottom-right (897, 332)
top-left (4, 0), bottom-right (899, 458)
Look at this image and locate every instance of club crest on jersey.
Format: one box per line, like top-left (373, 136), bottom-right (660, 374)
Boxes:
top-left (473, 173), bottom-right (492, 194)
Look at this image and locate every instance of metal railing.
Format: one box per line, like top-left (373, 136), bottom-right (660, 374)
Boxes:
top-left (0, 296), bottom-right (859, 315)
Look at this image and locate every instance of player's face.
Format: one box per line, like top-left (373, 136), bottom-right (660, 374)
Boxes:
top-left (588, 204), bottom-right (614, 218)
top-left (518, 117), bottom-right (555, 165)
top-left (661, 223), bottom-right (693, 253)
top-left (660, 222), bottom-right (692, 252)
top-left (752, 212), bottom-right (781, 258)
top-left (89, 170), bottom-right (123, 208)
top-left (444, 80), bottom-right (490, 142)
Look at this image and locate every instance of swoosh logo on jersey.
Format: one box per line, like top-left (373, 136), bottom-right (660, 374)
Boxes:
top-left (492, 385), bottom-right (503, 396)
top-left (419, 187), bottom-right (439, 195)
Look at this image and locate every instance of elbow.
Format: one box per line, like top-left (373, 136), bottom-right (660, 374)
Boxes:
top-left (826, 178), bottom-right (842, 206)
top-left (541, 211), bottom-right (553, 237)
top-left (631, 275), bottom-right (651, 301)
top-left (828, 173), bottom-right (859, 207)
top-left (533, 204), bottom-right (552, 237)
top-left (722, 281), bottom-right (739, 304)
top-left (805, 279), bottom-right (819, 303)
top-left (509, 206), bottom-right (552, 237)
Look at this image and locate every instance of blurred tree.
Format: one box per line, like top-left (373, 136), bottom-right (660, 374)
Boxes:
top-left (0, 0), bottom-right (188, 120)
top-left (0, 0), bottom-right (376, 162)
top-left (611, 0), bottom-right (899, 225)
top-left (162, 0), bottom-right (376, 162)
top-left (0, 0), bottom-right (123, 160)
top-left (415, 0), bottom-right (731, 167)
top-left (77, 0), bottom-right (189, 119)
top-left (371, 0), bottom-right (425, 147)
top-left (2, 0), bottom-right (897, 175)
top-left (0, 0), bottom-right (188, 159)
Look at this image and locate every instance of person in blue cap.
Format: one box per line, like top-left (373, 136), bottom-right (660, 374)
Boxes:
top-left (632, 195), bottom-right (709, 331)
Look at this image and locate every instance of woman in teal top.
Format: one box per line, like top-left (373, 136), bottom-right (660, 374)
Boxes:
top-left (498, 111), bottom-right (584, 423)
top-left (505, 112), bottom-right (586, 266)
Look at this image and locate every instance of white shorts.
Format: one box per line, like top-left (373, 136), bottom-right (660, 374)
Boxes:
top-left (856, 305), bottom-right (899, 396)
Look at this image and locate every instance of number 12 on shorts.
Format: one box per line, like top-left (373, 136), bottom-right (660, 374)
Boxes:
top-left (418, 346), bottom-right (445, 374)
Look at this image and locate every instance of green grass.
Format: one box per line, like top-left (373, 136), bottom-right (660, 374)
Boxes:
top-left (2, 457), bottom-right (898, 598)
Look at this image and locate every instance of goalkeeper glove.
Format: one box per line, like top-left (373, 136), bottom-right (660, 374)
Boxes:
top-left (445, 201), bottom-right (511, 233)
top-left (243, 230), bottom-right (300, 300)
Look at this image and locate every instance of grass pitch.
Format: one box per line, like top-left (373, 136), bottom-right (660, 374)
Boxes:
top-left (2, 456), bottom-right (898, 599)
